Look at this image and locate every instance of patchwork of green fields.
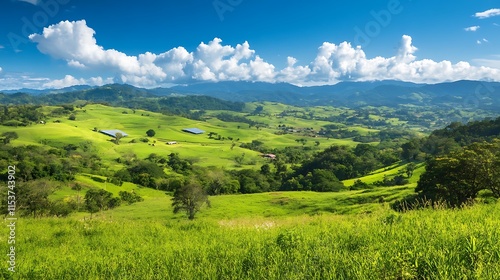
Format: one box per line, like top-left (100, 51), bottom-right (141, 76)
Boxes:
top-left (4, 102), bottom-right (499, 278)
top-left (0, 103), bottom-right (371, 170)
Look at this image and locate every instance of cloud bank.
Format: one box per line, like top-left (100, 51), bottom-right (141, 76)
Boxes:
top-left (26, 20), bottom-right (500, 88)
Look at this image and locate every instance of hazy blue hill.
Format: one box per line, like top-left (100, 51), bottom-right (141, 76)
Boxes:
top-left (2, 80), bottom-right (500, 111)
top-left (1, 85), bottom-right (94, 95)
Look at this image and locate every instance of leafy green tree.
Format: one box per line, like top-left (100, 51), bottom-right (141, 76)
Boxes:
top-left (172, 179), bottom-right (210, 220)
top-left (306, 169), bottom-right (345, 192)
top-left (68, 114), bottom-right (76, 121)
top-left (416, 142), bottom-right (500, 207)
top-left (401, 139), bottom-right (421, 161)
top-left (351, 179), bottom-right (371, 190)
top-left (1, 132), bottom-right (18, 144)
top-left (405, 162), bottom-right (416, 178)
top-left (260, 163), bottom-right (271, 176)
top-left (84, 189), bottom-right (119, 217)
top-left (15, 179), bottom-right (57, 217)
top-left (119, 191), bottom-right (143, 204)
top-left (146, 129), bottom-right (156, 137)
top-left (114, 132), bottom-right (123, 145)
top-left (167, 153), bottom-right (191, 173)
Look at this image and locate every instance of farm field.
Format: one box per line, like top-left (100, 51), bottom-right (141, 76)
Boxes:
top-left (0, 103), bottom-right (374, 171)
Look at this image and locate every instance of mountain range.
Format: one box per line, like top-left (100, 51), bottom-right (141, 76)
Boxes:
top-left (2, 80), bottom-right (500, 110)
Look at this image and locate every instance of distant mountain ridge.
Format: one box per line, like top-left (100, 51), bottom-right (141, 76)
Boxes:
top-left (2, 80), bottom-right (500, 110)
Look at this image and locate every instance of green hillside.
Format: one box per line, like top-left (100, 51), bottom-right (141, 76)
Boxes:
top-left (0, 103), bottom-right (371, 170)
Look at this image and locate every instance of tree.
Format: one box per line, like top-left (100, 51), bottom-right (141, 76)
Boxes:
top-left (1, 132), bottom-right (18, 144)
top-left (405, 162), bottom-right (416, 178)
top-left (416, 142), bottom-right (500, 207)
top-left (146, 129), bottom-right (156, 137)
top-left (14, 179), bottom-right (56, 217)
top-left (84, 189), bottom-right (119, 217)
top-left (260, 163), bottom-right (271, 176)
top-left (171, 179), bottom-right (210, 220)
top-left (401, 139), bottom-right (421, 161)
top-left (119, 191), bottom-right (143, 204)
top-left (68, 114), bottom-right (76, 121)
top-left (114, 132), bottom-right (123, 145)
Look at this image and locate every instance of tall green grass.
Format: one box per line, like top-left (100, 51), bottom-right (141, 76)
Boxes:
top-left (2, 203), bottom-right (500, 279)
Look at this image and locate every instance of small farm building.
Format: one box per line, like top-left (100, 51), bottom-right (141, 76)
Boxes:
top-left (99, 129), bottom-right (129, 138)
top-left (182, 128), bottom-right (205, 134)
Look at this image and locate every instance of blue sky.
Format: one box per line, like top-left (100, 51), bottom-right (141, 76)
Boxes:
top-left (1, 0), bottom-right (500, 89)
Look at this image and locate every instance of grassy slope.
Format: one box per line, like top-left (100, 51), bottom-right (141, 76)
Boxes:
top-left (2, 198), bottom-right (500, 279)
top-left (0, 103), bottom-right (368, 170)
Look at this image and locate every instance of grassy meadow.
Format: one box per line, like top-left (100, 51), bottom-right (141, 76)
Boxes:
top-left (2, 102), bottom-right (500, 279)
top-left (2, 195), bottom-right (500, 279)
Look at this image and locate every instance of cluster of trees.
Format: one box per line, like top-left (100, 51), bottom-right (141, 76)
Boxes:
top-left (392, 117), bottom-right (500, 209)
top-left (214, 113), bottom-right (263, 127)
top-left (0, 105), bottom-right (45, 126)
top-left (393, 141), bottom-right (500, 210)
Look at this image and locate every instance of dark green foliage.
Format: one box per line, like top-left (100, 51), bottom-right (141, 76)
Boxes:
top-left (122, 160), bottom-right (166, 188)
top-left (167, 153), bottom-right (191, 173)
top-left (119, 191), bottom-right (144, 204)
top-left (430, 118), bottom-right (500, 146)
top-left (171, 179), bottom-right (210, 220)
top-left (0, 179), bottom-right (75, 218)
top-left (305, 169), bottom-right (345, 192)
top-left (84, 189), bottom-right (120, 215)
top-left (215, 113), bottom-right (263, 127)
top-left (350, 179), bottom-right (371, 190)
top-left (113, 132), bottom-right (123, 145)
top-left (0, 105), bottom-right (45, 126)
top-left (401, 138), bottom-right (421, 161)
top-left (232, 169), bottom-right (275, 193)
top-left (1, 132), bottom-right (18, 144)
top-left (416, 141), bottom-right (500, 207)
top-left (240, 140), bottom-right (265, 152)
top-left (146, 129), bottom-right (156, 137)
top-left (0, 145), bottom-right (91, 182)
top-left (294, 145), bottom-right (362, 181)
top-left (201, 169), bottom-right (239, 195)
top-left (281, 169), bottom-right (345, 192)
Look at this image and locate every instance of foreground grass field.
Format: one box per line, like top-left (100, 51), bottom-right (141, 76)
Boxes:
top-left (2, 201), bottom-right (500, 279)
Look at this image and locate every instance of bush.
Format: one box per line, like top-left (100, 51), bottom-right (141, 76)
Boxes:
top-left (119, 191), bottom-right (144, 204)
top-left (350, 179), bottom-right (372, 190)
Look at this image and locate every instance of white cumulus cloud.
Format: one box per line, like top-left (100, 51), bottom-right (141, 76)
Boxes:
top-left (28, 20), bottom-right (500, 88)
top-left (41, 75), bottom-right (114, 89)
top-left (464, 26), bottom-right (480, 32)
top-left (43, 75), bottom-right (85, 88)
top-left (474, 8), bottom-right (500, 19)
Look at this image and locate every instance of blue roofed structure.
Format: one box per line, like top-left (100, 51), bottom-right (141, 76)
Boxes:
top-left (99, 129), bottom-right (129, 138)
top-left (182, 128), bottom-right (205, 134)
